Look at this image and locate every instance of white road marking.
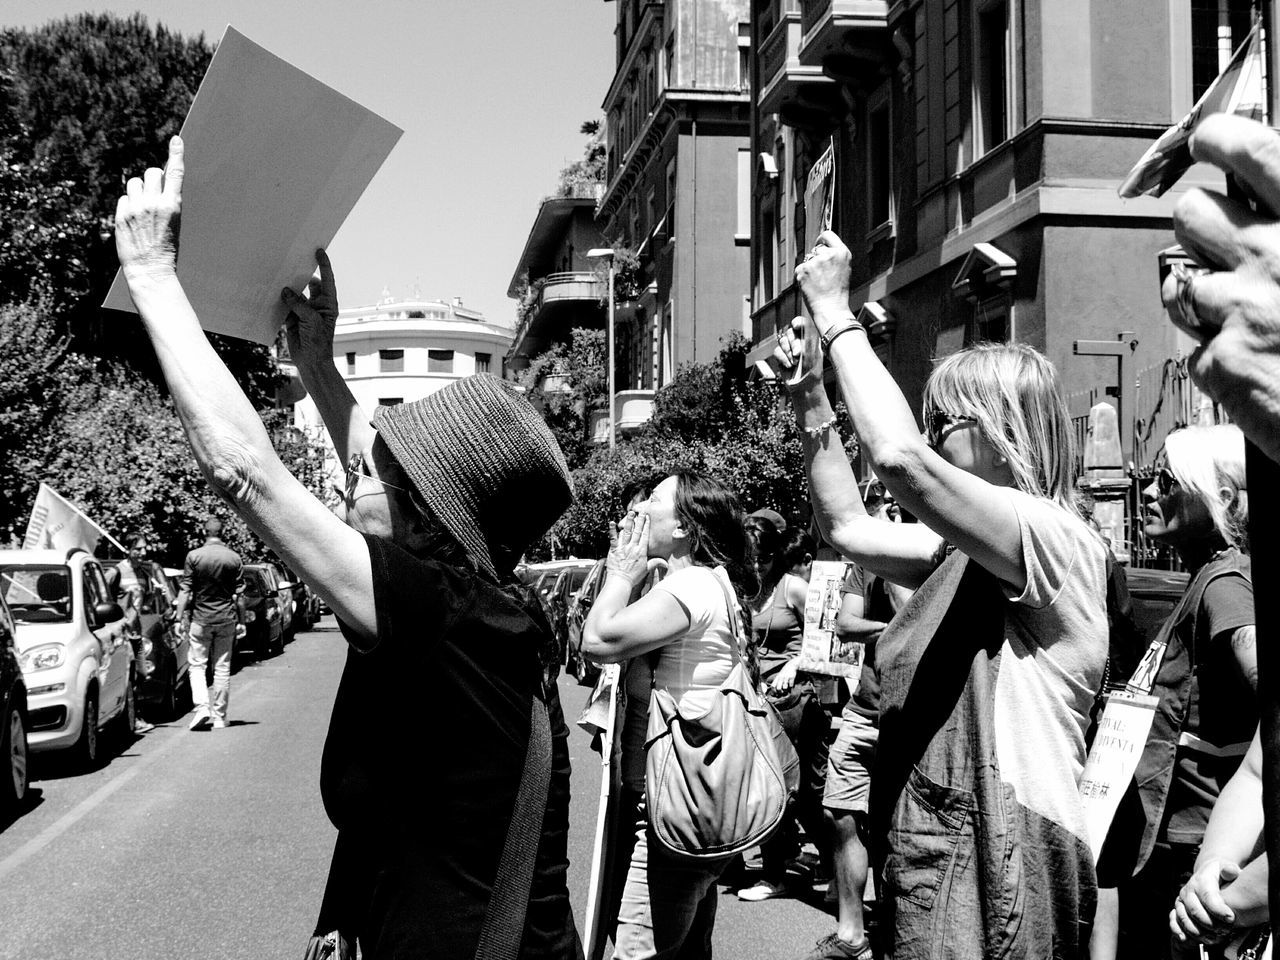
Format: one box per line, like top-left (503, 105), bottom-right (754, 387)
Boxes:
top-left (0, 679), bottom-right (258, 882)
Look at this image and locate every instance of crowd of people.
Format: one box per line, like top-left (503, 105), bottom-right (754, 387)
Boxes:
top-left (104, 107), bottom-right (1280, 960)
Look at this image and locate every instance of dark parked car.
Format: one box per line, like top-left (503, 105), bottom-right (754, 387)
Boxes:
top-left (546, 564), bottom-right (594, 666)
top-left (256, 563), bottom-right (297, 642)
top-left (239, 566), bottom-right (285, 658)
top-left (564, 560), bottom-right (606, 686)
top-left (275, 563), bottom-right (318, 635)
top-left (126, 563), bottom-right (189, 722)
top-left (0, 591), bottom-right (28, 811)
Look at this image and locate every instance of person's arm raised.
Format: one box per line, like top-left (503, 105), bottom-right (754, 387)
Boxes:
top-left (794, 231), bottom-right (1027, 592)
top-left (775, 317), bottom-right (942, 588)
top-left (116, 137), bottom-right (377, 644)
top-left (281, 251), bottom-right (375, 468)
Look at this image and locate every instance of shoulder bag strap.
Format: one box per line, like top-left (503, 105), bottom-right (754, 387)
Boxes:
top-left (474, 682), bottom-right (553, 960)
top-left (709, 567), bottom-right (749, 668)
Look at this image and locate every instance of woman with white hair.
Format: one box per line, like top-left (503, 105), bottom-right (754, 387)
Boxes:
top-left (1111, 424), bottom-right (1255, 959)
top-left (775, 231), bottom-right (1108, 960)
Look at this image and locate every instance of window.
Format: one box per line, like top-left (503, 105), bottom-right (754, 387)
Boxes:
top-left (974, 0), bottom-right (1012, 156)
top-left (1191, 0), bottom-right (1254, 103)
top-left (345, 351), bottom-right (356, 375)
top-left (427, 349), bottom-right (454, 373)
top-left (660, 302), bottom-right (674, 387)
top-left (736, 148), bottom-right (751, 242)
top-left (629, 196), bottom-right (641, 247)
top-left (738, 22), bottom-right (751, 92)
top-left (775, 146), bottom-right (789, 292)
top-left (867, 91), bottom-right (893, 230)
top-left (378, 349), bottom-right (404, 373)
top-left (664, 34), bottom-right (675, 89)
top-left (378, 397), bottom-right (403, 406)
top-left (475, 352), bottom-right (491, 374)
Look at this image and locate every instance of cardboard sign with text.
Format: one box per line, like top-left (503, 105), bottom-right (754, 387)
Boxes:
top-left (103, 26), bottom-right (403, 344)
top-left (1078, 690), bottom-right (1159, 864)
top-left (795, 560), bottom-right (861, 680)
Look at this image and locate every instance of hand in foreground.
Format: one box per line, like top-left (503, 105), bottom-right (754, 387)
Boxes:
top-left (116, 135), bottom-right (184, 284)
top-left (772, 315), bottom-right (824, 394)
top-left (1162, 114), bottom-right (1280, 463)
top-left (606, 511), bottom-right (651, 586)
top-left (283, 249), bottom-right (340, 367)
top-left (794, 230), bottom-right (853, 334)
top-left (1168, 858), bottom-right (1239, 946)
top-left (768, 657), bottom-right (800, 694)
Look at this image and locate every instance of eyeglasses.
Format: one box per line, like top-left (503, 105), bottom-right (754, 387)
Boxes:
top-left (344, 451), bottom-right (410, 502)
top-left (1155, 467), bottom-right (1179, 497)
top-left (926, 412), bottom-right (977, 448)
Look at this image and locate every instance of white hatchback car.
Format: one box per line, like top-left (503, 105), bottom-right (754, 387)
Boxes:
top-left (0, 548), bottom-right (135, 767)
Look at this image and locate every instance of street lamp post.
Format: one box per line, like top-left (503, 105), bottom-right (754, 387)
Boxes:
top-left (586, 248), bottom-right (616, 449)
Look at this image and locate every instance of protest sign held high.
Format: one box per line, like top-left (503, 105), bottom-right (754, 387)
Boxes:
top-left (102, 26), bottom-right (402, 345)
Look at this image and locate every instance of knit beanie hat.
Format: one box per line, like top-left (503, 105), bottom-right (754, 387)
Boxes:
top-left (371, 375), bottom-right (574, 580)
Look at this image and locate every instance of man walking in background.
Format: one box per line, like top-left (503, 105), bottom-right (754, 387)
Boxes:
top-left (174, 518), bottom-right (242, 731)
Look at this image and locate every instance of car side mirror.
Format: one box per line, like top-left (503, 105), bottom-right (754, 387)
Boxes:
top-left (94, 602), bottom-right (125, 625)
top-left (277, 581), bottom-right (295, 590)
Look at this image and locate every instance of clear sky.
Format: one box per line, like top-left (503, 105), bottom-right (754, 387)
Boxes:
top-left (2, 0), bottom-right (619, 329)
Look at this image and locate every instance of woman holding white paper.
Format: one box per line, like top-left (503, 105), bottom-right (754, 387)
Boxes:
top-left (113, 137), bottom-right (580, 960)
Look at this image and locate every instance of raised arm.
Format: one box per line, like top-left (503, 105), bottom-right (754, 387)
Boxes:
top-left (791, 231), bottom-right (1027, 592)
top-left (115, 137), bottom-right (377, 644)
top-left (281, 252), bottom-right (375, 468)
top-left (773, 314), bottom-right (943, 588)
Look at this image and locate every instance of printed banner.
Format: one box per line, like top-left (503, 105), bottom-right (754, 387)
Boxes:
top-left (1078, 690), bottom-right (1159, 864)
top-left (802, 139), bottom-right (836, 254)
top-left (22, 483), bottom-right (125, 554)
top-left (795, 560), bottom-right (861, 679)
top-left (102, 25), bottom-right (403, 344)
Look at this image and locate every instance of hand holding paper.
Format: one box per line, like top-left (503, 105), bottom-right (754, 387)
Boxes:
top-left (795, 231), bottom-right (853, 334)
top-left (283, 249), bottom-right (340, 369)
top-left (115, 136), bottom-right (185, 286)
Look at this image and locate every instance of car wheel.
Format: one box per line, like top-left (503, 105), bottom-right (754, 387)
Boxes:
top-left (0, 701), bottom-right (28, 809)
top-left (75, 689), bottom-right (99, 769)
top-left (155, 667), bottom-right (178, 723)
top-left (269, 627), bottom-right (285, 658)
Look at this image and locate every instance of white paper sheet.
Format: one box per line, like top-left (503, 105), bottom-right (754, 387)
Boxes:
top-left (102, 26), bottom-right (403, 345)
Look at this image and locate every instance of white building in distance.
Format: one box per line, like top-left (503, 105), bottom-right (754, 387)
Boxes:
top-left (282, 293), bottom-right (513, 439)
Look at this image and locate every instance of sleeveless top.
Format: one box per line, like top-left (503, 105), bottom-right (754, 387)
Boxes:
top-left (751, 573), bottom-right (804, 682)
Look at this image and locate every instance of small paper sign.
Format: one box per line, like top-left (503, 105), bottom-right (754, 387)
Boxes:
top-left (1079, 690), bottom-right (1159, 863)
top-left (102, 26), bottom-right (403, 344)
top-left (795, 560), bottom-right (861, 679)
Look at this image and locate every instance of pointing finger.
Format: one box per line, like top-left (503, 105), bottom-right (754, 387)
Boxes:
top-left (316, 248), bottom-right (337, 300)
top-left (126, 176), bottom-right (144, 200)
top-left (163, 135), bottom-right (185, 201)
top-left (143, 166), bottom-right (164, 194)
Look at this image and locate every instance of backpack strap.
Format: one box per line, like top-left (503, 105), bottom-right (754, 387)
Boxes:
top-left (474, 682), bottom-right (553, 960)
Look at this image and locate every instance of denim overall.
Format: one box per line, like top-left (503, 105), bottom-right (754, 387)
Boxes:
top-left (871, 552), bottom-right (1095, 960)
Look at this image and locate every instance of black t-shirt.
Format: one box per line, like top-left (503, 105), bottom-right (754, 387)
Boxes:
top-left (324, 535), bottom-right (580, 960)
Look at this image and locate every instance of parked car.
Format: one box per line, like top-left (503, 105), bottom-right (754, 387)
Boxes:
top-left (564, 559), bottom-right (606, 686)
top-left (0, 548), bottom-right (135, 768)
top-left (255, 563), bottom-right (296, 642)
top-left (239, 565), bottom-right (285, 657)
top-left (546, 563), bottom-right (595, 667)
top-left (127, 562), bottom-right (188, 722)
top-left (275, 563), bottom-right (316, 635)
top-left (0, 591), bottom-right (28, 810)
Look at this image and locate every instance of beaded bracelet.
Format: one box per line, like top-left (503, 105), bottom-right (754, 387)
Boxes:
top-left (802, 414), bottom-right (838, 438)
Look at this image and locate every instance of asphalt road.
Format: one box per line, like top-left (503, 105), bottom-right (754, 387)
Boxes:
top-left (0, 618), bottom-right (834, 960)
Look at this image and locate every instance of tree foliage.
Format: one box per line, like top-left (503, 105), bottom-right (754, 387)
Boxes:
top-left (528, 333), bottom-right (858, 560)
top-left (518, 328), bottom-right (607, 470)
top-left (0, 14), bottom-right (279, 402)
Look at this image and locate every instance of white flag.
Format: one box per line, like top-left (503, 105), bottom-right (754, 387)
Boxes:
top-left (22, 484), bottom-right (124, 554)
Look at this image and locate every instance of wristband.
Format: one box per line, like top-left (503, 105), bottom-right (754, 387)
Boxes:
top-left (820, 317), bottom-right (866, 355)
